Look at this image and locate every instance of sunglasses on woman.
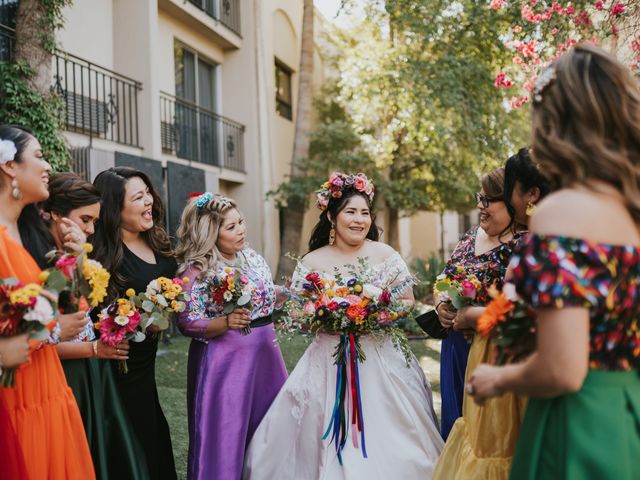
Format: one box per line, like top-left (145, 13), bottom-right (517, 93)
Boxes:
top-left (475, 192), bottom-right (502, 208)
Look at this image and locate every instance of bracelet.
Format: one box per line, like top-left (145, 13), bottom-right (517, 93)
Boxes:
top-left (224, 315), bottom-right (229, 328)
top-left (92, 341), bottom-right (98, 358)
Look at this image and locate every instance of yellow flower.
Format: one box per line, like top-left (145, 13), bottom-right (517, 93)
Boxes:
top-left (224, 267), bottom-right (231, 274)
top-left (354, 284), bottom-right (362, 293)
top-left (38, 271), bottom-right (50, 282)
top-left (125, 288), bottom-right (136, 298)
top-left (82, 243), bottom-right (94, 253)
top-left (389, 311), bottom-right (398, 321)
top-left (157, 277), bottom-right (172, 291)
top-left (9, 284), bottom-right (42, 304)
top-left (82, 259), bottom-right (110, 306)
top-left (326, 289), bottom-right (335, 297)
top-left (182, 277), bottom-right (190, 284)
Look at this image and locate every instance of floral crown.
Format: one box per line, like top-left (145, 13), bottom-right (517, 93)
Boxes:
top-left (0, 139), bottom-right (17, 165)
top-left (315, 172), bottom-right (375, 211)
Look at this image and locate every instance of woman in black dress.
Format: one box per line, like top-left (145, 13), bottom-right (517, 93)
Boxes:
top-left (92, 167), bottom-right (177, 480)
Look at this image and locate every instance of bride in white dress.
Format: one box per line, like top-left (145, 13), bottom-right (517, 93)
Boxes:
top-left (243, 173), bottom-right (444, 480)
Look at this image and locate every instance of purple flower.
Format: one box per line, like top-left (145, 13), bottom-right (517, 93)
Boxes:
top-left (315, 306), bottom-right (330, 319)
top-left (303, 283), bottom-right (315, 291)
top-left (347, 278), bottom-right (357, 287)
top-left (339, 301), bottom-right (350, 309)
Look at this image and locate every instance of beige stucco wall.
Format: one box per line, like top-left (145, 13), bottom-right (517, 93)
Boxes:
top-left (58, 0), bottom-right (113, 68)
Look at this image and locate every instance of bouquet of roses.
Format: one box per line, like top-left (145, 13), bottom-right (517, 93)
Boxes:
top-left (95, 297), bottom-right (143, 373)
top-left (476, 283), bottom-right (537, 365)
top-left (41, 243), bottom-right (110, 313)
top-left (125, 276), bottom-right (190, 332)
top-left (433, 265), bottom-right (482, 309)
top-left (0, 278), bottom-right (58, 386)
top-left (207, 267), bottom-right (253, 335)
top-left (284, 258), bottom-right (411, 464)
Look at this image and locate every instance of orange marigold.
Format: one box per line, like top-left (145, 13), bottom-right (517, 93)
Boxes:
top-left (477, 293), bottom-right (513, 337)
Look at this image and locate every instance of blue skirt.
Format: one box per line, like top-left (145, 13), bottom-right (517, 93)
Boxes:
top-left (439, 330), bottom-right (471, 440)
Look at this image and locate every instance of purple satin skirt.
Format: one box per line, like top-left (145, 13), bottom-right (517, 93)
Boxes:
top-left (185, 324), bottom-right (287, 480)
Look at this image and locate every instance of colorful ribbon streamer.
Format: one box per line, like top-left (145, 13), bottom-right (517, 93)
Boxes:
top-left (323, 333), bottom-right (367, 464)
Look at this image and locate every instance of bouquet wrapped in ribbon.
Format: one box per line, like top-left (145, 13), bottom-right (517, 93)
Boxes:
top-left (0, 278), bottom-right (58, 386)
top-left (476, 283), bottom-right (537, 365)
top-left (41, 243), bottom-right (110, 313)
top-left (284, 258), bottom-right (411, 464)
top-left (126, 276), bottom-right (190, 332)
top-left (433, 265), bottom-right (482, 309)
top-left (207, 267), bottom-right (253, 335)
top-left (96, 298), bottom-right (143, 373)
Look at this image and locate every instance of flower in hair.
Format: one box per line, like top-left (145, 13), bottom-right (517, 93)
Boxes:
top-left (315, 172), bottom-right (375, 211)
top-left (533, 65), bottom-right (556, 103)
top-left (0, 139), bottom-right (17, 165)
top-left (195, 192), bottom-right (213, 208)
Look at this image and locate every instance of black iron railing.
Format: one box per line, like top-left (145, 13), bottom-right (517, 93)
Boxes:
top-left (160, 92), bottom-right (245, 172)
top-left (53, 51), bottom-right (142, 147)
top-left (187, 0), bottom-right (241, 36)
top-left (0, 23), bottom-right (13, 61)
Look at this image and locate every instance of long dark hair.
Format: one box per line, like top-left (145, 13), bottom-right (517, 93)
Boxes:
top-left (92, 167), bottom-right (172, 298)
top-left (308, 189), bottom-right (380, 252)
top-left (504, 147), bottom-right (551, 229)
top-left (19, 173), bottom-right (102, 269)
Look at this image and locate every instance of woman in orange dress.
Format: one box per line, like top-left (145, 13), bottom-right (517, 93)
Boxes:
top-left (0, 124), bottom-right (95, 479)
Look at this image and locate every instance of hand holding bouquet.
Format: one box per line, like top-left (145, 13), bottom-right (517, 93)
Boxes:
top-left (96, 298), bottom-right (143, 373)
top-left (0, 278), bottom-right (57, 385)
top-left (434, 265), bottom-right (482, 310)
top-left (209, 267), bottom-right (253, 335)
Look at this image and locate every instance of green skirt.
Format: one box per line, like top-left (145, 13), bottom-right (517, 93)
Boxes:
top-left (510, 369), bottom-right (640, 480)
top-left (62, 358), bottom-right (150, 480)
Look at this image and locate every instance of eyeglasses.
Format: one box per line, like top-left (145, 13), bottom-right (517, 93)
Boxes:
top-left (475, 192), bottom-right (502, 208)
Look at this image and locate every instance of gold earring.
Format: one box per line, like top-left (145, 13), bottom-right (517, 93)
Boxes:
top-left (11, 178), bottom-right (22, 200)
top-left (526, 200), bottom-right (536, 217)
top-left (329, 225), bottom-right (336, 246)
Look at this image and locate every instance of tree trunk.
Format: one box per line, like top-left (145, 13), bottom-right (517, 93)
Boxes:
top-left (276, 0), bottom-right (314, 279)
top-left (387, 207), bottom-right (399, 251)
top-left (14, 0), bottom-right (52, 95)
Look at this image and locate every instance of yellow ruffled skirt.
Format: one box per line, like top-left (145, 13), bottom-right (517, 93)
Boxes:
top-left (433, 335), bottom-right (528, 480)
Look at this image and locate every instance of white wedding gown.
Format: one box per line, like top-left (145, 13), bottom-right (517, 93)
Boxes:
top-left (243, 253), bottom-right (444, 479)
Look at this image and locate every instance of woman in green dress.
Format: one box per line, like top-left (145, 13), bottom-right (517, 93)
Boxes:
top-left (19, 172), bottom-right (149, 480)
top-left (466, 44), bottom-right (640, 479)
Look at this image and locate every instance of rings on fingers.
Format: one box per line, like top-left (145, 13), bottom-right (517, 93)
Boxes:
top-left (466, 383), bottom-right (475, 395)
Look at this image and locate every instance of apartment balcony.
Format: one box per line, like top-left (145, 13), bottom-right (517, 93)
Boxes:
top-left (159, 0), bottom-right (242, 50)
top-left (53, 51), bottom-right (142, 148)
top-left (160, 92), bottom-right (245, 172)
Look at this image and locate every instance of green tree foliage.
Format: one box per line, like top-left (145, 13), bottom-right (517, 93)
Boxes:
top-left (0, 62), bottom-right (69, 171)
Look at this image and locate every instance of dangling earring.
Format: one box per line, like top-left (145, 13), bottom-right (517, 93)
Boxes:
top-left (11, 178), bottom-right (22, 200)
top-left (525, 200), bottom-right (536, 217)
top-left (329, 225), bottom-right (336, 246)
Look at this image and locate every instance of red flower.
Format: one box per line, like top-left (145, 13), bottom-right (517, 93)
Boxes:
top-left (55, 255), bottom-right (78, 280)
top-left (379, 290), bottom-right (391, 306)
top-left (611, 3), bottom-right (625, 16)
top-left (327, 301), bottom-right (340, 311)
top-left (595, 1), bottom-right (604, 10)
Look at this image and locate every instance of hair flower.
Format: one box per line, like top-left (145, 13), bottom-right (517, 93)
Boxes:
top-left (0, 139), bottom-right (17, 164)
top-left (533, 65), bottom-right (556, 103)
top-left (196, 192), bottom-right (213, 208)
top-left (315, 172), bottom-right (375, 211)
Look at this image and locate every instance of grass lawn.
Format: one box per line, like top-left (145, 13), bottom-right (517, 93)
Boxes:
top-left (156, 333), bottom-right (442, 480)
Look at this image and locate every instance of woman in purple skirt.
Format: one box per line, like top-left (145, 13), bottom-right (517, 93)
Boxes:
top-left (175, 192), bottom-right (287, 480)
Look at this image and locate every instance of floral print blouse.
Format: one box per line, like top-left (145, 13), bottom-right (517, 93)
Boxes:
top-left (444, 226), bottom-right (523, 306)
top-left (510, 234), bottom-right (640, 371)
top-left (177, 247), bottom-right (276, 343)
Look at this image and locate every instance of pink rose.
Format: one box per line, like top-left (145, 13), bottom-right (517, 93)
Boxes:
top-left (353, 176), bottom-right (366, 191)
top-left (460, 281), bottom-right (477, 300)
top-left (346, 295), bottom-right (362, 305)
top-left (316, 193), bottom-right (329, 209)
top-left (303, 301), bottom-right (315, 315)
top-left (55, 255), bottom-right (78, 280)
top-left (377, 310), bottom-right (391, 325)
top-left (240, 275), bottom-right (249, 285)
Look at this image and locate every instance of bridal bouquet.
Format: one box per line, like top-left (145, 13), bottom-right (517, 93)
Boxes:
top-left (476, 283), bottom-right (537, 365)
top-left (0, 278), bottom-right (57, 386)
top-left (125, 276), bottom-right (190, 332)
top-left (96, 297), bottom-right (143, 373)
top-left (206, 267), bottom-right (253, 335)
top-left (433, 265), bottom-right (482, 309)
top-left (41, 243), bottom-right (110, 312)
top-left (284, 258), bottom-right (411, 464)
